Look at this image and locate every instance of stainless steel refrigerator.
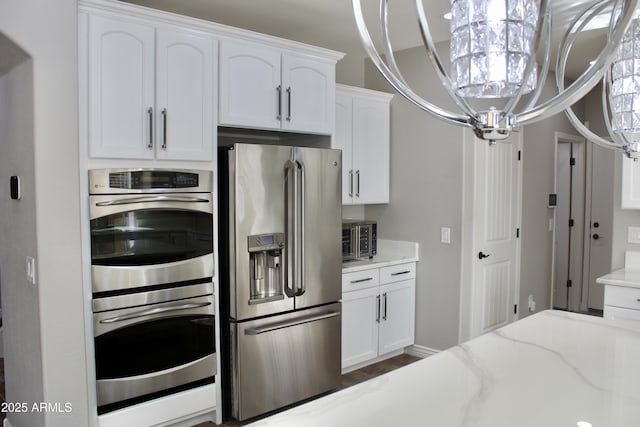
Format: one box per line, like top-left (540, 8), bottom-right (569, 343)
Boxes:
top-left (219, 143), bottom-right (342, 421)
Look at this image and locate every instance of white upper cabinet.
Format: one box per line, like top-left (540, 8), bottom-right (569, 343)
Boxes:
top-left (334, 84), bottom-right (392, 205)
top-left (86, 14), bottom-right (216, 161)
top-left (219, 40), bottom-right (335, 135)
top-left (155, 28), bottom-right (216, 161)
top-left (219, 41), bottom-right (282, 130)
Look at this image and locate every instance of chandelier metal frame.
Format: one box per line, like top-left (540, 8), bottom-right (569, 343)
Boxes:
top-left (352, 0), bottom-right (640, 143)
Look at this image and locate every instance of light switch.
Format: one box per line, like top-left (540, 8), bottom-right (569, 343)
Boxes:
top-left (440, 227), bottom-right (451, 244)
top-left (26, 256), bottom-right (36, 285)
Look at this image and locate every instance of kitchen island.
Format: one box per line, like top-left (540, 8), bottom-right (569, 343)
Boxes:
top-left (249, 310), bottom-right (640, 427)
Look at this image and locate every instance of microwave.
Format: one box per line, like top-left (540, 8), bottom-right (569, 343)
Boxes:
top-left (342, 220), bottom-right (377, 261)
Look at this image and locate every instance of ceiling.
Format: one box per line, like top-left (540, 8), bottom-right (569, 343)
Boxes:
top-left (121, 0), bottom-right (609, 80)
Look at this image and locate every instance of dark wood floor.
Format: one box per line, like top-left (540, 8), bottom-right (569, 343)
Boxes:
top-left (193, 353), bottom-right (421, 427)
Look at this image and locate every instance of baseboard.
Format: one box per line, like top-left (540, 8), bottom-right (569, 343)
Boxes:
top-left (405, 344), bottom-right (440, 359)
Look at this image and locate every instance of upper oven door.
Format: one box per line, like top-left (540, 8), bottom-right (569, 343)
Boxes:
top-left (89, 193), bottom-right (214, 294)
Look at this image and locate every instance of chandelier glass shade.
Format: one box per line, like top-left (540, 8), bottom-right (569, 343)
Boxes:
top-left (611, 19), bottom-right (640, 137)
top-left (450, 0), bottom-right (540, 98)
top-left (352, 0), bottom-right (640, 143)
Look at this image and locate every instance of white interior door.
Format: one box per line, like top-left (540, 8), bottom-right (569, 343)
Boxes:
top-left (467, 131), bottom-right (522, 339)
top-left (585, 143), bottom-right (614, 310)
top-left (553, 137), bottom-right (587, 312)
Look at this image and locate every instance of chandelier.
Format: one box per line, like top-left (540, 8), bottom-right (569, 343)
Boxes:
top-left (352, 0), bottom-right (639, 144)
top-left (558, 3), bottom-right (640, 158)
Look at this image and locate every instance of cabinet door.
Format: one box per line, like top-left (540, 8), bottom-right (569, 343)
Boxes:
top-left (218, 40), bottom-right (281, 131)
top-left (88, 14), bottom-right (155, 159)
top-left (281, 54), bottom-right (334, 134)
top-left (156, 28), bottom-right (216, 161)
top-left (378, 279), bottom-right (415, 355)
top-left (341, 287), bottom-right (379, 369)
top-left (334, 93), bottom-right (354, 204)
top-left (352, 97), bottom-right (390, 204)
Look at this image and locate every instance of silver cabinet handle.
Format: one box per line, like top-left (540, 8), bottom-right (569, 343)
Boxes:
top-left (96, 195), bottom-right (211, 206)
top-left (147, 107), bottom-right (154, 149)
top-left (161, 108), bottom-right (167, 150)
top-left (356, 170), bottom-right (360, 197)
top-left (286, 86), bottom-right (292, 121)
top-left (376, 295), bottom-right (381, 323)
top-left (276, 85), bottom-right (282, 120)
top-left (99, 302), bottom-right (211, 324)
top-left (350, 277), bottom-right (373, 284)
top-left (349, 170), bottom-right (354, 198)
top-left (391, 270), bottom-right (411, 276)
top-left (245, 311), bottom-right (340, 335)
top-left (383, 292), bottom-right (387, 321)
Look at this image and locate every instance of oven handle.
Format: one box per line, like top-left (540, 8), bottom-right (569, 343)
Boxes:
top-left (99, 301), bottom-right (211, 324)
top-left (95, 195), bottom-right (211, 206)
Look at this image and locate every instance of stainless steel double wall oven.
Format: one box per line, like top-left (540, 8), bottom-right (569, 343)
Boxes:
top-left (89, 168), bottom-right (216, 413)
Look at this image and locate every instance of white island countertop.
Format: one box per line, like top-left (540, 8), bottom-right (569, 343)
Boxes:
top-left (249, 310), bottom-right (640, 427)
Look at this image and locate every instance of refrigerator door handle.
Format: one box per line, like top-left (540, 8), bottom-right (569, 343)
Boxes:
top-left (284, 160), bottom-right (296, 297)
top-left (297, 160), bottom-right (305, 296)
top-left (244, 311), bottom-right (340, 335)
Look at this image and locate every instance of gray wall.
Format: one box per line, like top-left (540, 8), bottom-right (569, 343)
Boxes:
top-left (359, 44), bottom-right (586, 350)
top-left (0, 1), bottom-right (90, 426)
top-left (0, 53), bottom-right (44, 427)
top-left (363, 45), bottom-right (465, 351)
top-left (519, 80), bottom-right (586, 316)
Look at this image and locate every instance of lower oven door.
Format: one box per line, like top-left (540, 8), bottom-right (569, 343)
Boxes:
top-left (93, 294), bottom-right (216, 411)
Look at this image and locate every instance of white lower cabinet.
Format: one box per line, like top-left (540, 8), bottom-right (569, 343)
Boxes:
top-left (342, 263), bottom-right (416, 370)
top-left (604, 284), bottom-right (640, 321)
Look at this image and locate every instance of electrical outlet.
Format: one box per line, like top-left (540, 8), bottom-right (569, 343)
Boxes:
top-left (527, 294), bottom-right (536, 312)
top-left (26, 256), bottom-right (36, 285)
top-left (628, 226), bottom-right (640, 244)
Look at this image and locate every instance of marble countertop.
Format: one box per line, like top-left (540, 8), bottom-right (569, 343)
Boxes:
top-left (597, 268), bottom-right (640, 289)
top-left (249, 310), bottom-right (640, 427)
top-left (342, 239), bottom-right (419, 273)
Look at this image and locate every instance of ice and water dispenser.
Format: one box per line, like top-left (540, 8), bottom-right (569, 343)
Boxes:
top-left (248, 233), bottom-right (285, 304)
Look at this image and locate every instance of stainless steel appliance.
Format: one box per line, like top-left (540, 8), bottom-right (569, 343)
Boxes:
top-left (89, 168), bottom-right (214, 294)
top-left (88, 168), bottom-right (216, 413)
top-left (342, 219), bottom-right (377, 261)
top-left (219, 143), bottom-right (342, 421)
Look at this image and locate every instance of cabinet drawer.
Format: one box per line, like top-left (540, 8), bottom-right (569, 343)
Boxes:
top-left (604, 305), bottom-right (640, 322)
top-left (604, 285), bottom-right (640, 310)
top-left (342, 269), bottom-right (379, 293)
top-left (379, 263), bottom-right (416, 284)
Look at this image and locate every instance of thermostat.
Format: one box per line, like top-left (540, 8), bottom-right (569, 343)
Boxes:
top-left (10, 175), bottom-right (21, 200)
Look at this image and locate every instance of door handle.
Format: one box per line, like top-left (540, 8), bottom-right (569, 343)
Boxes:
top-left (478, 251), bottom-right (491, 260)
top-left (593, 234), bottom-right (600, 240)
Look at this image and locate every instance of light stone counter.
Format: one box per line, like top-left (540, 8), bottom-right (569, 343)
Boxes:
top-left (342, 239), bottom-right (419, 273)
top-left (249, 310), bottom-right (640, 427)
top-left (596, 268), bottom-right (640, 289)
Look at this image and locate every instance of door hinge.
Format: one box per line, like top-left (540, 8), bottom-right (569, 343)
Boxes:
top-left (567, 279), bottom-right (573, 288)
top-left (570, 157), bottom-right (576, 166)
top-left (518, 150), bottom-right (521, 161)
top-left (514, 304), bottom-right (518, 314)
top-left (568, 218), bottom-right (574, 227)
top-left (516, 228), bottom-right (520, 238)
